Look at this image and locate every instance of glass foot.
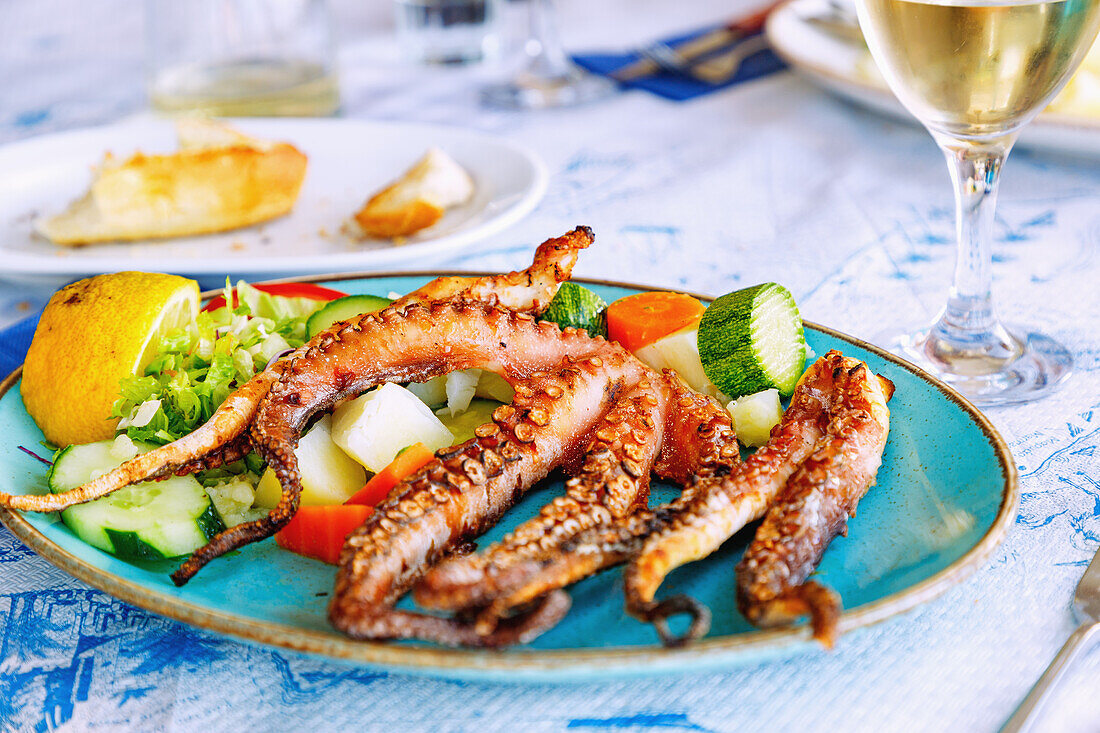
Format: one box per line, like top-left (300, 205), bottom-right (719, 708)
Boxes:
top-left (481, 67), bottom-right (615, 110)
top-left (877, 323), bottom-right (1072, 407)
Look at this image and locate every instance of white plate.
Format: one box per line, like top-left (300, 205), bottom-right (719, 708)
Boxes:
top-left (0, 117), bottom-right (548, 281)
top-left (766, 0), bottom-right (1100, 158)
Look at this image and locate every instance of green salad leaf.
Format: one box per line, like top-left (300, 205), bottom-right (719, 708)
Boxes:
top-left (111, 281), bottom-right (326, 446)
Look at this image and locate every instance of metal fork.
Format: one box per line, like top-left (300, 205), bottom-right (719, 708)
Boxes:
top-left (686, 34), bottom-right (772, 84)
top-left (1002, 543), bottom-right (1100, 732)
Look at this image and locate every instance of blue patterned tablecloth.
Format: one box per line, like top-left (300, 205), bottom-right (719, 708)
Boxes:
top-left (3, 1), bottom-right (1100, 731)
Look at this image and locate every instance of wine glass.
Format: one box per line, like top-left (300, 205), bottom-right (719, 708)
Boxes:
top-left (853, 0), bottom-right (1100, 405)
top-left (481, 0), bottom-right (614, 109)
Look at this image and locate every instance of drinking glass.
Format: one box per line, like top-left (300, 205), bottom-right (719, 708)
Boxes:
top-left (481, 0), bottom-right (614, 109)
top-left (394, 0), bottom-right (500, 65)
top-left (146, 0), bottom-right (339, 117)
top-left (854, 0), bottom-right (1100, 405)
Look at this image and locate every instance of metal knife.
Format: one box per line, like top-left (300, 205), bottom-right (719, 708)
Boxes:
top-left (1001, 543), bottom-right (1100, 732)
top-left (610, 1), bottom-right (782, 82)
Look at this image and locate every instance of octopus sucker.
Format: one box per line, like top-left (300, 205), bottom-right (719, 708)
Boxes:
top-left (736, 363), bottom-right (893, 647)
top-left (412, 374), bottom-right (675, 620)
top-left (328, 354), bottom-right (651, 645)
top-left (173, 302), bottom-right (647, 586)
top-left (5, 225), bottom-right (898, 650)
top-left (444, 375), bottom-right (741, 635)
top-left (0, 226), bottom-right (593, 516)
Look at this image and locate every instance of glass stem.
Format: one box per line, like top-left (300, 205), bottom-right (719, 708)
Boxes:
top-left (523, 0), bottom-right (572, 78)
top-left (927, 137), bottom-right (1022, 366)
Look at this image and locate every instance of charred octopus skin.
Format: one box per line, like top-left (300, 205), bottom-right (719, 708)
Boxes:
top-left (477, 351), bottom-right (893, 647)
top-left (328, 351), bottom-right (652, 645)
top-left (0, 226), bottom-right (595, 516)
top-left (413, 372), bottom-right (742, 634)
top-left (3, 226), bottom-right (897, 650)
top-left (736, 356), bottom-right (893, 647)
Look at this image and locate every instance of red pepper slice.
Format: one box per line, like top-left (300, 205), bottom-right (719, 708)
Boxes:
top-left (275, 505), bottom-right (374, 565)
top-left (202, 282), bottom-right (348, 312)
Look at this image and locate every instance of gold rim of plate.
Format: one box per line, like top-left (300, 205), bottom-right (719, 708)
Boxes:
top-left (0, 271), bottom-right (1019, 676)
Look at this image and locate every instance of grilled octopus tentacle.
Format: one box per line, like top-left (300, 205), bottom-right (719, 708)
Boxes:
top-left (737, 360), bottom-right (893, 647)
top-left (0, 228), bottom-right (592, 514)
top-left (171, 301), bottom-right (647, 585)
top-left (1, 369), bottom-right (288, 513)
top-left (413, 374), bottom-right (673, 622)
top-left (174, 435), bottom-right (253, 476)
top-left (404, 226), bottom-right (593, 313)
top-left (652, 373), bottom-right (742, 484)
top-left (622, 354), bottom-right (850, 635)
top-left (454, 375), bottom-right (742, 638)
top-left (327, 356), bottom-right (649, 646)
top-left (482, 353), bottom-right (843, 646)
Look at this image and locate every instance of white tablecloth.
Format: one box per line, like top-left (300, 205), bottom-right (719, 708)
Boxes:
top-left (3, 1), bottom-right (1100, 730)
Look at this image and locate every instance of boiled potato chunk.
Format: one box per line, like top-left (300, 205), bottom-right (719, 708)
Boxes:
top-left (408, 369), bottom-right (514, 412)
top-left (254, 415), bottom-right (366, 506)
top-left (437, 399), bottom-right (502, 444)
top-left (634, 327), bottom-right (726, 400)
top-left (331, 383), bottom-right (454, 472)
top-left (726, 389), bottom-right (783, 447)
top-left (475, 371), bottom-right (514, 402)
top-left (407, 375), bottom-right (448, 408)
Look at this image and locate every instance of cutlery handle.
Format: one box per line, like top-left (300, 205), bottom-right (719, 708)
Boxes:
top-left (726, 0), bottom-right (785, 35)
top-left (1001, 622), bottom-right (1100, 733)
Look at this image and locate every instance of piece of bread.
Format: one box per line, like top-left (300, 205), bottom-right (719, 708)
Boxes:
top-left (37, 119), bottom-right (308, 246)
top-left (353, 147), bottom-right (475, 239)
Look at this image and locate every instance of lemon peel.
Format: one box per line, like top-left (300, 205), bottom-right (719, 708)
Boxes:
top-left (21, 272), bottom-right (199, 446)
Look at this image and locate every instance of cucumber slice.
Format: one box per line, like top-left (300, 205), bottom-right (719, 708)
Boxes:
top-left (306, 294), bottom-right (392, 338)
top-left (698, 283), bottom-right (806, 399)
top-left (48, 440), bottom-right (225, 560)
top-left (47, 439), bottom-right (153, 495)
top-left (541, 283), bottom-right (608, 338)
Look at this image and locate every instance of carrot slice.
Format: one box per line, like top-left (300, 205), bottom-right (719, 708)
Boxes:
top-left (345, 442), bottom-right (436, 507)
top-left (275, 505), bottom-right (373, 565)
top-left (606, 292), bottom-right (706, 352)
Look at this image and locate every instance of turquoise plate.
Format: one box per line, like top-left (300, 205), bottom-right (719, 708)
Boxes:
top-left (0, 273), bottom-right (1017, 681)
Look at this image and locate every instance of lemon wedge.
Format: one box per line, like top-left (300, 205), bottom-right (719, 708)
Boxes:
top-left (21, 272), bottom-right (199, 446)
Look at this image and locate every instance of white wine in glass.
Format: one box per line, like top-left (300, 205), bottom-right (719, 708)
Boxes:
top-left (854, 0), bottom-right (1100, 405)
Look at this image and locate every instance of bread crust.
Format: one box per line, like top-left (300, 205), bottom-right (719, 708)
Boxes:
top-left (353, 188), bottom-right (444, 239)
top-left (38, 127), bottom-right (308, 246)
top-left (353, 148), bottom-right (473, 240)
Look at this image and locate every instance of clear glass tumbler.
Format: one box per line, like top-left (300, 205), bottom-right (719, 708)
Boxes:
top-left (146, 0), bottom-right (340, 117)
top-left (481, 0), bottom-right (614, 109)
top-left (394, 0), bottom-right (500, 65)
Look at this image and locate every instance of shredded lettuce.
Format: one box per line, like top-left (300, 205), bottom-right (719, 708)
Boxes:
top-left (111, 281), bottom-right (326, 447)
